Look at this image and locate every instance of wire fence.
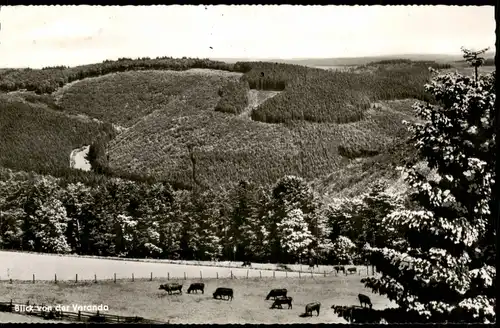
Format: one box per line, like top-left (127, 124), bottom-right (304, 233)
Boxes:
top-left (0, 299), bottom-right (167, 324)
top-left (1, 265), bottom-right (376, 284)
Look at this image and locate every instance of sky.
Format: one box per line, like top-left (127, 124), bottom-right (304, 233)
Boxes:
top-left (0, 5), bottom-right (495, 68)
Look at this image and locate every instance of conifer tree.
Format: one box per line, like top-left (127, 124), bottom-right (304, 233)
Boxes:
top-left (362, 63), bottom-right (496, 322)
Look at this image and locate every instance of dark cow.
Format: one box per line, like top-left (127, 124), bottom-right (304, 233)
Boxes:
top-left (159, 283), bottom-right (183, 295)
top-left (347, 267), bottom-right (357, 274)
top-left (305, 302), bottom-right (321, 316)
top-left (241, 261), bottom-right (252, 267)
top-left (332, 305), bottom-right (353, 322)
top-left (265, 288), bottom-right (287, 300)
top-left (187, 282), bottom-right (205, 294)
top-left (333, 265), bottom-right (346, 273)
top-left (213, 287), bottom-right (233, 301)
top-left (308, 258), bottom-right (319, 268)
top-left (271, 296), bottom-right (293, 309)
top-left (358, 294), bottom-right (372, 309)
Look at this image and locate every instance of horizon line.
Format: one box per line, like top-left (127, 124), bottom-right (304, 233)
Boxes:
top-left (1, 51), bottom-right (495, 70)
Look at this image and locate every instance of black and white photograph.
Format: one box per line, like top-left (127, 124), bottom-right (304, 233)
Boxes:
top-left (0, 4), bottom-right (496, 324)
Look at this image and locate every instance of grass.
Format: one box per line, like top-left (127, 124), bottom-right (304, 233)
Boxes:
top-left (0, 250), bottom-right (373, 281)
top-left (0, 311), bottom-right (63, 323)
top-left (0, 276), bottom-right (395, 324)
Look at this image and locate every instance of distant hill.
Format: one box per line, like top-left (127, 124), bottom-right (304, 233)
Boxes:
top-left (1, 55), bottom-right (491, 196)
top-left (212, 52), bottom-right (496, 68)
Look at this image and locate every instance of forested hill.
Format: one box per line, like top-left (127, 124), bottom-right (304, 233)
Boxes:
top-left (0, 55), bottom-right (464, 195)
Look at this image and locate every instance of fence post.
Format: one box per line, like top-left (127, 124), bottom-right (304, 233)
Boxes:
top-left (273, 271), bottom-right (275, 278)
top-left (184, 272), bottom-right (186, 280)
top-left (324, 270), bottom-right (326, 277)
top-left (247, 270), bottom-right (249, 279)
top-left (150, 272), bottom-right (153, 281)
top-left (216, 272), bottom-right (219, 279)
top-left (78, 310), bottom-right (81, 321)
top-left (259, 271), bottom-right (262, 279)
top-left (33, 274), bottom-right (35, 284)
top-left (231, 270), bottom-right (233, 279)
top-left (55, 273), bottom-right (57, 284)
top-left (94, 274), bottom-right (97, 283)
top-left (167, 272), bottom-right (170, 280)
top-left (76, 274), bottom-right (78, 283)
top-left (200, 270), bottom-right (203, 280)
top-left (114, 273), bottom-right (116, 283)
top-left (132, 273), bottom-right (134, 282)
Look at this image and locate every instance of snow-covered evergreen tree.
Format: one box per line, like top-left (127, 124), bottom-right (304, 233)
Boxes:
top-left (363, 66), bottom-right (496, 322)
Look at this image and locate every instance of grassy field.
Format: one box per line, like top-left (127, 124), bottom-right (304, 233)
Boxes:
top-left (0, 311), bottom-right (63, 323)
top-left (0, 276), bottom-right (396, 324)
top-left (1, 251), bottom-right (343, 282)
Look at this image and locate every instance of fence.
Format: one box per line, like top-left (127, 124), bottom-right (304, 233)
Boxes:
top-left (0, 299), bottom-right (167, 324)
top-left (0, 249), bottom-right (376, 276)
top-left (2, 265), bottom-right (375, 284)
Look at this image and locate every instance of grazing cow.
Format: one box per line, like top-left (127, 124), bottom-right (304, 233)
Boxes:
top-left (358, 294), bottom-right (372, 309)
top-left (332, 305), bottom-right (353, 322)
top-left (333, 265), bottom-right (346, 273)
top-left (213, 287), bottom-right (233, 301)
top-left (159, 283), bottom-right (183, 295)
top-left (347, 267), bottom-right (357, 274)
top-left (271, 296), bottom-right (293, 309)
top-left (241, 261), bottom-right (252, 267)
top-left (265, 288), bottom-right (287, 300)
top-left (187, 282), bottom-right (205, 294)
top-left (305, 302), bottom-right (321, 316)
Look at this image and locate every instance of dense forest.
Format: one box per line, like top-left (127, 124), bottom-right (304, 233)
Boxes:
top-left (0, 166), bottom-right (404, 264)
top-left (0, 57), bottom-right (236, 94)
top-left (1, 57), bottom-right (423, 190)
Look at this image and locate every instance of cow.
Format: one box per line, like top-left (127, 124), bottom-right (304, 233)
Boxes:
top-left (265, 288), bottom-right (287, 300)
top-left (241, 261), bottom-right (252, 267)
top-left (347, 267), bottom-right (357, 274)
top-left (358, 294), bottom-right (372, 309)
top-left (333, 265), bottom-right (346, 273)
top-left (159, 283), bottom-right (183, 295)
top-left (187, 282), bottom-right (205, 294)
top-left (213, 287), bottom-right (233, 301)
top-left (271, 296), bottom-right (293, 309)
top-left (305, 302), bottom-right (321, 316)
top-left (332, 305), bottom-right (353, 322)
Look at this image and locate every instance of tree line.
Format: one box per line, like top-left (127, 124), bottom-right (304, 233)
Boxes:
top-left (0, 167), bottom-right (402, 264)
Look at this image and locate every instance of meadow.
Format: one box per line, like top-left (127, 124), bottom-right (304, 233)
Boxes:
top-left (0, 276), bottom-right (395, 324)
top-left (0, 251), bottom-right (372, 282)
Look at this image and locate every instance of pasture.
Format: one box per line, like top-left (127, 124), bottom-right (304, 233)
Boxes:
top-left (0, 251), bottom-right (343, 282)
top-left (1, 276), bottom-right (395, 324)
top-left (0, 311), bottom-right (64, 323)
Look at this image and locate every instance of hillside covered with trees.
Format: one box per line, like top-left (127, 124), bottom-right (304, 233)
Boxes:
top-left (0, 56), bottom-right (444, 192)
